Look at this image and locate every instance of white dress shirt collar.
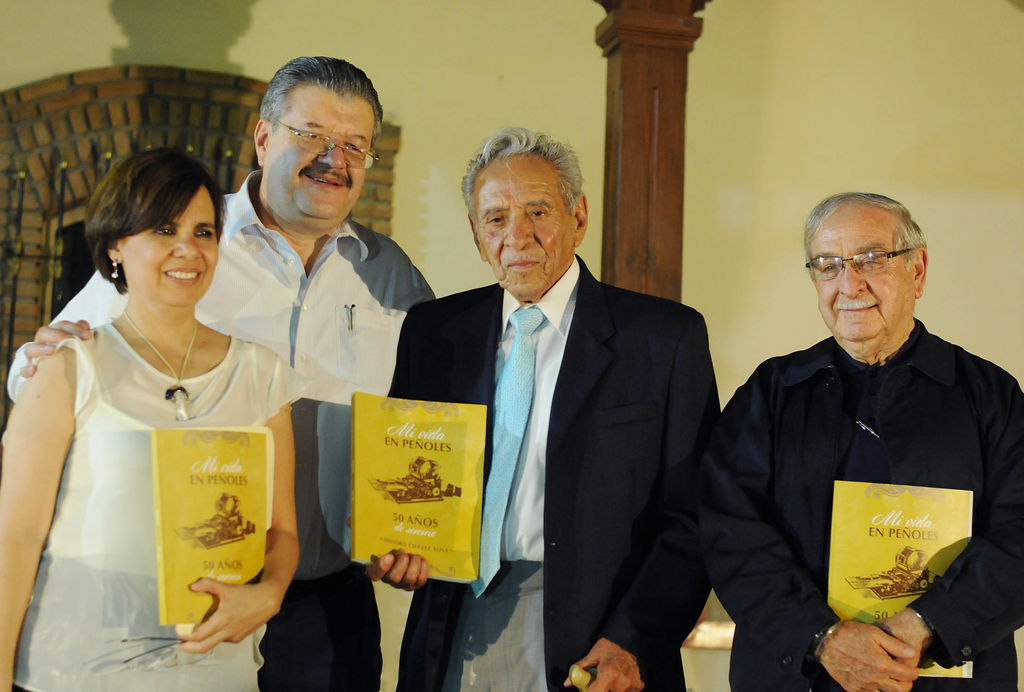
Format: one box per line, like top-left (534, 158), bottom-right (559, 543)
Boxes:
top-left (500, 257), bottom-right (580, 339)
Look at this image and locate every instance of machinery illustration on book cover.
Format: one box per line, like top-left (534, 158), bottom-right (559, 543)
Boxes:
top-left (844, 545), bottom-right (938, 599)
top-left (175, 492), bottom-right (257, 549)
top-left (369, 456), bottom-right (463, 504)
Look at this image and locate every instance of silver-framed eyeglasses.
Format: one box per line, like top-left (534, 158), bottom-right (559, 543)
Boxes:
top-left (276, 120), bottom-right (379, 169)
top-left (805, 248), bottom-right (915, 281)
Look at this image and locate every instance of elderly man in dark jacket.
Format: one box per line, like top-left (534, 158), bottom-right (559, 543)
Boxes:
top-left (700, 192), bottom-right (1024, 691)
top-left (380, 127), bottom-right (719, 692)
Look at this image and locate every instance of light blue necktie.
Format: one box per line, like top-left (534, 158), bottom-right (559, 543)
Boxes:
top-left (472, 305), bottom-right (545, 596)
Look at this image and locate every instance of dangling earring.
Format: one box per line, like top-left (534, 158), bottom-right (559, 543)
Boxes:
top-left (111, 259), bottom-right (120, 279)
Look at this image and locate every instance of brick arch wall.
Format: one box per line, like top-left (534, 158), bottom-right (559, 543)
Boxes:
top-left (0, 65), bottom-right (400, 385)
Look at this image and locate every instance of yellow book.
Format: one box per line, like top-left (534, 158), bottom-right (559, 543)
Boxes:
top-left (151, 427), bottom-right (273, 625)
top-left (351, 393), bottom-right (487, 582)
top-left (829, 481), bottom-right (973, 678)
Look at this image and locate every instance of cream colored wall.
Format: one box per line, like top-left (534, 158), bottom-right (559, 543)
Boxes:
top-left (0, 0), bottom-right (608, 302)
top-left (684, 3), bottom-right (1024, 690)
top-left (10, 0), bottom-right (1019, 398)
top-left (686, 0), bottom-right (1024, 400)
top-left (6, 1), bottom-right (1024, 691)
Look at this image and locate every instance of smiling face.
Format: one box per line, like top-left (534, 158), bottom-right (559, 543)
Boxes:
top-left (470, 155), bottom-right (587, 304)
top-left (109, 187), bottom-right (218, 312)
top-left (810, 203), bottom-right (927, 364)
top-left (253, 85), bottom-right (375, 237)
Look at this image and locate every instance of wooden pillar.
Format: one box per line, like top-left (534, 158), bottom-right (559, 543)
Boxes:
top-left (595, 0), bottom-right (707, 301)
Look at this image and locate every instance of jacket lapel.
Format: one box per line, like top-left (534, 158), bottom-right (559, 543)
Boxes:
top-left (446, 286), bottom-right (503, 408)
top-left (447, 286), bottom-right (502, 478)
top-left (546, 261), bottom-right (614, 459)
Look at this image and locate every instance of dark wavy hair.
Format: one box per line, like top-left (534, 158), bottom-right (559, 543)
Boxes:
top-left (260, 56), bottom-right (383, 140)
top-left (85, 148), bottom-right (224, 294)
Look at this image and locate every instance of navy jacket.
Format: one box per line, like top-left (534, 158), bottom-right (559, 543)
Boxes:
top-left (390, 260), bottom-right (719, 691)
top-left (700, 323), bottom-right (1024, 690)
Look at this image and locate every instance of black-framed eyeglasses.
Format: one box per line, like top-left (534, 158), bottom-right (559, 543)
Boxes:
top-left (805, 248), bottom-right (915, 281)
top-left (276, 120), bottom-right (379, 169)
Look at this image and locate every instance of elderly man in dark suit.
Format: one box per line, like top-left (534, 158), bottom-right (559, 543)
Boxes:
top-left (700, 192), bottom-right (1024, 691)
top-left (375, 127), bottom-right (719, 691)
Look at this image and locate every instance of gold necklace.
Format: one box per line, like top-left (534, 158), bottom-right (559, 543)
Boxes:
top-left (122, 312), bottom-right (198, 421)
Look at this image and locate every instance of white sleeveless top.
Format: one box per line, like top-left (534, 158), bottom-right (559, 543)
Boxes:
top-left (15, 324), bottom-right (306, 692)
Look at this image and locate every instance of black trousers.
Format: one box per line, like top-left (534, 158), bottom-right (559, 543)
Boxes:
top-left (258, 563), bottom-right (382, 691)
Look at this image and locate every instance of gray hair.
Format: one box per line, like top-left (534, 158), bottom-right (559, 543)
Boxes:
top-left (260, 56), bottom-right (383, 140)
top-left (804, 192), bottom-right (927, 265)
top-left (461, 127), bottom-right (583, 217)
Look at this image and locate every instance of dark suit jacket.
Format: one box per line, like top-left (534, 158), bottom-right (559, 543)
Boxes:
top-left (390, 260), bottom-right (720, 691)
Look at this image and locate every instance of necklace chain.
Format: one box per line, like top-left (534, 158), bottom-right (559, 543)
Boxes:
top-left (122, 312), bottom-right (198, 421)
top-left (122, 312), bottom-right (198, 384)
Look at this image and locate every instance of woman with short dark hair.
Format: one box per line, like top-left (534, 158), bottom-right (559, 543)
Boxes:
top-left (0, 148), bottom-right (303, 691)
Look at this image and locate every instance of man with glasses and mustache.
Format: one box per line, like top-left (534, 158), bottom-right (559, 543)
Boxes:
top-left (9, 56), bottom-right (433, 691)
top-left (700, 192), bottom-right (1024, 692)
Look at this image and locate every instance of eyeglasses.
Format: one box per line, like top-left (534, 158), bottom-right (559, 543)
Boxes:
top-left (275, 120), bottom-right (379, 169)
top-left (805, 248), bottom-right (915, 281)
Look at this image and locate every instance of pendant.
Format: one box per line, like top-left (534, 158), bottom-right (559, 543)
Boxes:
top-left (166, 386), bottom-right (191, 421)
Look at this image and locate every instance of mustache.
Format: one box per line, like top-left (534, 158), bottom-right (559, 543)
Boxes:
top-left (301, 163), bottom-right (351, 188)
top-left (834, 298), bottom-right (877, 310)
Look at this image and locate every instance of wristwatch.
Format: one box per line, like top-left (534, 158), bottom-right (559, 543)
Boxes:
top-left (807, 621), bottom-right (842, 663)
